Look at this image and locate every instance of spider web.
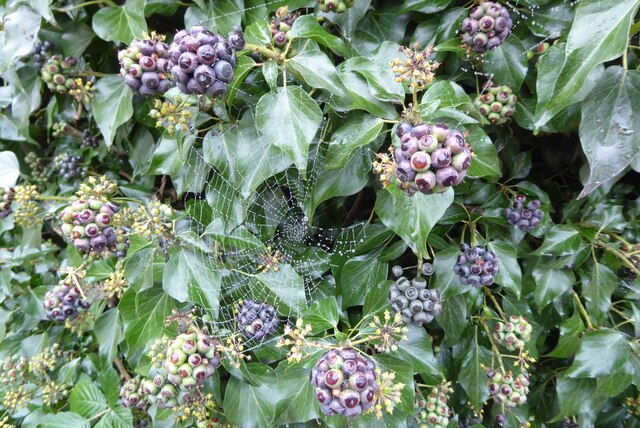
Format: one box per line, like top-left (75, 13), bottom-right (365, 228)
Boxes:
top-left (160, 0), bottom-right (574, 352)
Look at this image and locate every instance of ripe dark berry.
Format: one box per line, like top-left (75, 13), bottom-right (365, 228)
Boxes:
top-left (505, 195), bottom-right (544, 231)
top-left (461, 1), bottom-right (512, 52)
top-left (389, 274), bottom-right (443, 325)
top-left (118, 35), bottom-right (171, 95)
top-left (454, 245), bottom-right (500, 287)
top-left (237, 300), bottom-right (279, 340)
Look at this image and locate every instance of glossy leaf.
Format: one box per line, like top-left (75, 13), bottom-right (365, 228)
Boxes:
top-left (91, 76), bottom-right (134, 147)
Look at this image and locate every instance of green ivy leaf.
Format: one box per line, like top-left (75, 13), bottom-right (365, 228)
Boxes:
top-left (438, 294), bottom-right (470, 347)
top-left (532, 264), bottom-right (575, 309)
top-left (546, 309), bottom-right (585, 358)
top-left (0, 5), bottom-right (41, 73)
top-left (531, 225), bottom-right (584, 256)
top-left (551, 374), bottom-right (597, 423)
top-left (223, 366), bottom-right (277, 427)
top-left (255, 86), bottom-right (323, 175)
top-left (95, 406), bottom-right (133, 428)
top-left (91, 76), bottom-right (134, 147)
top-left (119, 287), bottom-right (175, 356)
top-left (488, 241), bottom-right (522, 299)
top-left (289, 15), bottom-right (352, 57)
top-left (324, 112), bottom-right (384, 170)
top-left (38, 412), bottom-right (89, 428)
top-left (204, 114), bottom-right (293, 198)
top-left (301, 296), bottom-right (340, 332)
top-left (458, 330), bottom-right (492, 410)
top-left (163, 250), bottom-right (221, 318)
top-left (483, 33), bottom-right (528, 91)
top-left (533, 0), bottom-right (640, 128)
top-left (92, 0), bottom-right (148, 44)
top-left (578, 67), bottom-right (640, 197)
top-left (69, 374), bottom-right (108, 419)
top-left (375, 186), bottom-right (454, 256)
top-left (93, 308), bottom-right (124, 362)
top-left (288, 51), bottom-right (347, 97)
top-left (337, 253), bottom-right (387, 308)
top-left (567, 329), bottom-right (629, 378)
top-left (253, 265), bottom-right (307, 314)
top-left (466, 129), bottom-right (501, 178)
top-left (274, 368), bottom-right (321, 425)
top-left (396, 325), bottom-right (444, 384)
top-left (580, 262), bottom-right (617, 324)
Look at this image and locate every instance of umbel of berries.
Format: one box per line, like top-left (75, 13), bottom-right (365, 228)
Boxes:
top-left (54, 153), bottom-right (85, 180)
top-left (454, 244), bottom-right (500, 287)
top-left (494, 315), bottom-right (532, 351)
top-left (40, 54), bottom-right (78, 93)
top-left (394, 122), bottom-right (473, 195)
top-left (475, 81), bottom-right (517, 124)
top-left (317, 0), bottom-right (354, 13)
top-left (120, 377), bottom-right (145, 410)
top-left (388, 267), bottom-right (443, 325)
top-left (59, 198), bottom-right (124, 255)
top-left (0, 187), bottom-right (15, 219)
top-left (414, 384), bottom-right (454, 427)
top-left (310, 348), bottom-right (378, 417)
top-left (118, 35), bottom-right (171, 96)
top-left (270, 7), bottom-right (300, 48)
top-left (163, 331), bottom-right (220, 389)
top-left (461, 1), bottom-right (513, 52)
top-left (43, 280), bottom-right (91, 322)
top-left (139, 373), bottom-right (178, 409)
top-left (487, 369), bottom-right (530, 408)
top-left (168, 24), bottom-right (245, 96)
top-left (32, 40), bottom-right (52, 69)
top-left (237, 300), bottom-right (279, 341)
top-left (505, 195), bottom-right (544, 231)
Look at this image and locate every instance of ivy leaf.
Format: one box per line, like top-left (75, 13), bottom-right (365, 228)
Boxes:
top-left (119, 287), bottom-right (175, 356)
top-left (532, 265), bottom-right (575, 309)
top-left (253, 265), bottom-right (307, 314)
top-left (91, 76), bottom-right (134, 147)
top-left (531, 225), bottom-right (584, 256)
top-left (396, 325), bottom-right (443, 384)
top-left (301, 296), bottom-right (340, 332)
top-left (95, 406), bottom-right (133, 428)
top-left (0, 5), bottom-right (41, 73)
top-left (580, 262), bottom-right (617, 324)
top-left (488, 241), bottom-right (522, 299)
top-left (578, 67), bottom-right (640, 197)
top-left (375, 186), bottom-right (454, 256)
top-left (0, 151), bottom-right (20, 189)
top-left (551, 374), bottom-right (597, 423)
top-left (92, 0), bottom-right (148, 44)
top-left (337, 253), bottom-right (387, 309)
top-left (458, 331), bottom-right (492, 410)
top-left (466, 129), bottom-right (502, 178)
top-left (274, 368), bottom-right (320, 425)
top-left (289, 15), bottom-right (352, 57)
top-left (163, 250), bottom-right (221, 318)
top-left (324, 112), bottom-right (384, 170)
top-left (483, 33), bottom-right (528, 91)
top-left (533, 0), bottom-right (640, 128)
top-left (255, 86), bottom-right (323, 175)
top-left (69, 374), bottom-right (108, 419)
top-left (204, 114), bottom-right (293, 198)
top-left (567, 329), bottom-right (629, 378)
top-left (223, 366), bottom-right (277, 427)
top-left (547, 309), bottom-right (585, 358)
top-left (288, 51), bottom-right (347, 97)
top-left (93, 308), bottom-right (124, 362)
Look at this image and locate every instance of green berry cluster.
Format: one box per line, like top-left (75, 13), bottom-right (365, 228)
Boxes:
top-left (12, 185), bottom-right (42, 227)
top-left (0, 187), bottom-right (15, 219)
top-left (487, 369), bottom-right (530, 408)
top-left (163, 331), bottom-right (220, 389)
top-left (317, 0), bottom-right (353, 13)
top-left (120, 377), bottom-right (145, 409)
top-left (474, 81), bottom-right (516, 125)
top-left (0, 356), bottom-right (27, 385)
top-left (414, 383), bottom-right (454, 427)
top-left (24, 152), bottom-right (50, 184)
top-left (40, 54), bottom-right (78, 93)
top-left (493, 315), bottom-right (532, 351)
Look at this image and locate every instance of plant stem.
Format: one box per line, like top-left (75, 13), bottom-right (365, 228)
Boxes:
top-left (114, 356), bottom-right (131, 380)
top-left (245, 44), bottom-right (284, 62)
top-left (483, 288), bottom-right (507, 321)
top-left (53, 0), bottom-right (110, 12)
top-left (595, 239), bottom-right (640, 277)
top-left (37, 195), bottom-right (73, 202)
top-left (571, 290), bottom-right (594, 330)
top-left (480, 319), bottom-right (505, 372)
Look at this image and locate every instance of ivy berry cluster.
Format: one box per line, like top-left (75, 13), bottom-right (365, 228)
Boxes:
top-left (461, 1), bottom-right (513, 52)
top-left (475, 81), bottom-right (517, 124)
top-left (454, 244), bottom-right (501, 287)
top-left (388, 264), bottom-right (443, 325)
top-left (0, 187), bottom-right (15, 219)
top-left (118, 34), bottom-right (172, 96)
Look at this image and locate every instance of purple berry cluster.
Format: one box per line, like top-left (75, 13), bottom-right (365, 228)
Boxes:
top-left (163, 331), bottom-right (220, 389)
top-left (461, 1), bottom-right (513, 52)
top-left (0, 187), bottom-right (15, 219)
top-left (54, 153), bottom-right (85, 181)
top-left (168, 25), bottom-right (245, 96)
top-left (118, 36), bottom-right (172, 96)
top-left (505, 195), bottom-right (544, 231)
top-left (59, 198), bottom-right (124, 255)
top-left (43, 281), bottom-right (91, 322)
top-left (32, 40), bottom-right (52, 69)
top-left (317, 0), bottom-right (354, 13)
top-left (395, 122), bottom-right (473, 195)
top-left (454, 244), bottom-right (500, 287)
top-left (237, 300), bottom-right (279, 341)
top-left (310, 349), bottom-right (378, 417)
